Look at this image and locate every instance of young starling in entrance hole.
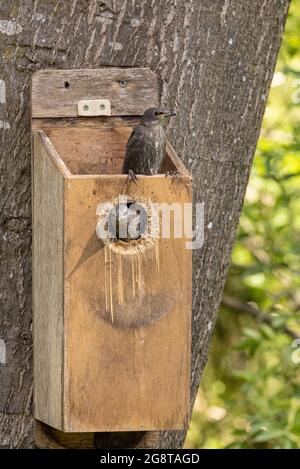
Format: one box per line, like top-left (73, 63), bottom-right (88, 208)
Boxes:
top-left (122, 108), bottom-right (176, 180)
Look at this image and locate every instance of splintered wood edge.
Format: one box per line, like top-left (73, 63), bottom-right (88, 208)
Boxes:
top-left (31, 68), bottom-right (159, 118)
top-left (35, 420), bottom-right (94, 449)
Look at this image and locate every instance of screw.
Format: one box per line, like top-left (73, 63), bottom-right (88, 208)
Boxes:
top-left (83, 104), bottom-right (89, 111)
top-left (99, 103), bottom-right (106, 110)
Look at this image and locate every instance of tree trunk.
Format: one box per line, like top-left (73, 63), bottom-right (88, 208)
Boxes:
top-left (0, 0), bottom-right (290, 449)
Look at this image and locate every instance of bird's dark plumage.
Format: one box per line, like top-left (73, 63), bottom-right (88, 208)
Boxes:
top-left (122, 108), bottom-right (175, 177)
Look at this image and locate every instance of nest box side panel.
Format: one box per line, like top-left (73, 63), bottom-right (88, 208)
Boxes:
top-left (33, 132), bottom-right (65, 430)
top-left (62, 176), bottom-right (192, 432)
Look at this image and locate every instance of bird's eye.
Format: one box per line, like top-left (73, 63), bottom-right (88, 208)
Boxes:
top-left (154, 111), bottom-right (160, 116)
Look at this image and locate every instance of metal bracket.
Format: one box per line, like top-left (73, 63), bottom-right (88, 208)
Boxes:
top-left (77, 99), bottom-right (111, 116)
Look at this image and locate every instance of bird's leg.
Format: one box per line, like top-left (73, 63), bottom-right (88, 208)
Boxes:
top-left (127, 169), bottom-right (138, 184)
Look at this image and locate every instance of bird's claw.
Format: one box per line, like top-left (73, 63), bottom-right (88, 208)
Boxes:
top-left (127, 169), bottom-right (138, 184)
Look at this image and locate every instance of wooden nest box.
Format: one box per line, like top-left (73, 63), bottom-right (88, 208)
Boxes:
top-left (32, 68), bottom-right (192, 435)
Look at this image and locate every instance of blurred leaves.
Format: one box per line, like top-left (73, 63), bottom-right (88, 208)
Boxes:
top-left (186, 1), bottom-right (300, 449)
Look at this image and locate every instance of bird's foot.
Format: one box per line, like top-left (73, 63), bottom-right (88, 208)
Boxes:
top-left (165, 170), bottom-right (180, 177)
top-left (127, 169), bottom-right (138, 184)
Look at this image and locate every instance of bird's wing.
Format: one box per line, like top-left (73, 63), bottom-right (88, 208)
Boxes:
top-left (122, 126), bottom-right (147, 173)
top-left (126, 125), bottom-right (145, 149)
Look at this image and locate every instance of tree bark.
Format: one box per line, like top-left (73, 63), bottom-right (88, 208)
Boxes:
top-left (0, 0), bottom-right (290, 449)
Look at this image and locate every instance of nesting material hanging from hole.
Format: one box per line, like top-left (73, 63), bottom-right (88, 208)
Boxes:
top-left (96, 196), bottom-right (162, 328)
top-left (96, 195), bottom-right (159, 255)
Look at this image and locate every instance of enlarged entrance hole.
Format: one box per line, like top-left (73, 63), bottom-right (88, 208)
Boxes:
top-left (96, 196), bottom-right (159, 255)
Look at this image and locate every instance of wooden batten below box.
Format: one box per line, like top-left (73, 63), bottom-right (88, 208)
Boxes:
top-left (31, 69), bottom-right (192, 443)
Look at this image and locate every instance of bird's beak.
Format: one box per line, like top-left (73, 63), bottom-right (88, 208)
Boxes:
top-left (160, 110), bottom-right (176, 120)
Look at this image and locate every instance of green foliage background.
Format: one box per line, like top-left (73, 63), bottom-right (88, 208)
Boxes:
top-left (186, 1), bottom-right (300, 449)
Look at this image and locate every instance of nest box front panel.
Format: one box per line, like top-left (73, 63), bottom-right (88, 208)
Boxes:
top-left (63, 176), bottom-right (191, 432)
top-left (32, 68), bottom-right (192, 435)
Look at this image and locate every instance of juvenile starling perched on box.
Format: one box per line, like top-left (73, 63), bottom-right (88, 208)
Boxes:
top-left (122, 108), bottom-right (176, 180)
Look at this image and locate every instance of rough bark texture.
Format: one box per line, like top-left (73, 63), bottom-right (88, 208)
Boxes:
top-left (0, 0), bottom-right (290, 449)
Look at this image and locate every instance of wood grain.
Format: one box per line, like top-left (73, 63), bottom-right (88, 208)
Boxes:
top-left (32, 118), bottom-right (178, 175)
top-left (32, 70), bottom-right (192, 436)
top-left (32, 131), bottom-right (64, 430)
top-left (34, 117), bottom-right (136, 175)
top-left (31, 69), bottom-right (159, 118)
top-left (63, 174), bottom-right (192, 432)
top-left (33, 122), bottom-right (192, 432)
